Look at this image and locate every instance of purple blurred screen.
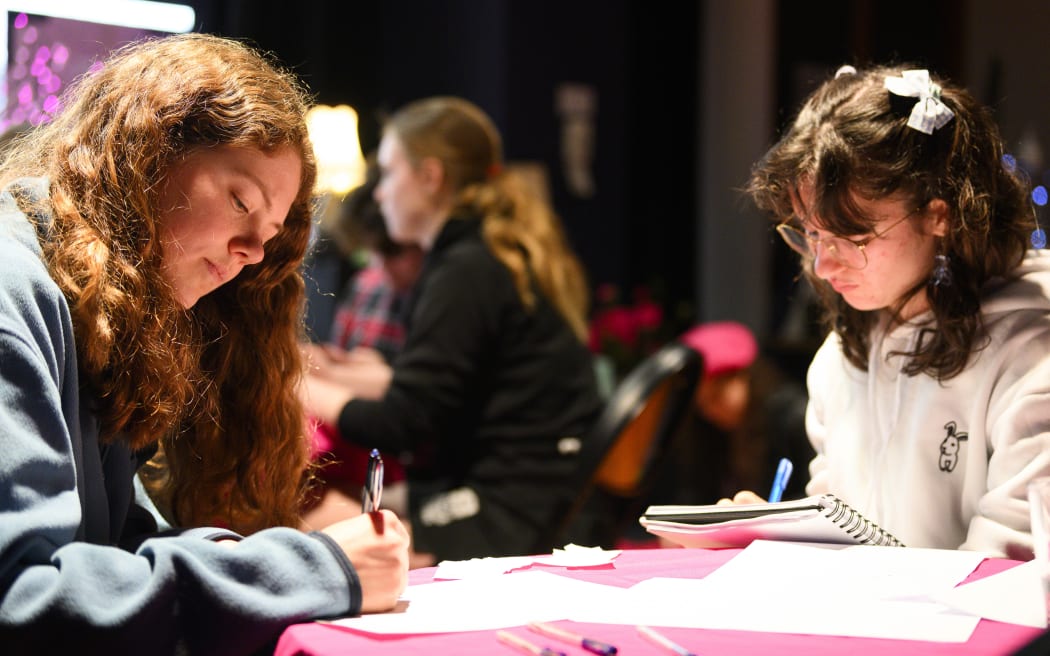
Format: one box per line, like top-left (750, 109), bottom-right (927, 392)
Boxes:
top-left (3, 11), bottom-right (169, 131)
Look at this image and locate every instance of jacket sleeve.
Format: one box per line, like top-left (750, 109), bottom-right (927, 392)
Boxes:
top-left (0, 304), bottom-right (359, 655)
top-left (960, 320), bottom-right (1050, 558)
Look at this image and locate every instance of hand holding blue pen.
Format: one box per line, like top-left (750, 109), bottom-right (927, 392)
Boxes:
top-left (362, 448), bottom-right (383, 513)
top-left (768, 457), bottom-right (793, 503)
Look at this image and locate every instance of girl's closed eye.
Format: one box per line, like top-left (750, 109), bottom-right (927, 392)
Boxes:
top-left (233, 194), bottom-right (248, 213)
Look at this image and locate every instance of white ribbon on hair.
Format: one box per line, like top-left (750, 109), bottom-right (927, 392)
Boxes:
top-left (883, 69), bottom-right (955, 135)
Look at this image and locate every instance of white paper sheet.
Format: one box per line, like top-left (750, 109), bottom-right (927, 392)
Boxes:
top-left (326, 540), bottom-right (995, 642)
top-left (700, 539), bottom-right (986, 601)
top-left (432, 556), bottom-right (535, 580)
top-left (536, 543), bottom-right (623, 568)
top-left (326, 570), bottom-right (628, 634)
top-left (567, 577), bottom-right (980, 642)
top-left (566, 541), bottom-right (985, 642)
top-left (432, 544), bottom-right (621, 580)
top-left (933, 559), bottom-right (1046, 628)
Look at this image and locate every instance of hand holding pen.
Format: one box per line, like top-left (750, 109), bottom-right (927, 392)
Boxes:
top-left (362, 448), bottom-right (384, 513)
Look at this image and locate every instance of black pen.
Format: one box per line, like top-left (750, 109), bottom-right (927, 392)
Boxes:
top-left (362, 448), bottom-right (383, 513)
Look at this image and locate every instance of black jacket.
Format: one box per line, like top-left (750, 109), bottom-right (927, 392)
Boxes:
top-left (339, 216), bottom-right (601, 559)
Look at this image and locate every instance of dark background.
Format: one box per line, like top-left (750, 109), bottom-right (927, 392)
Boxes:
top-left (183, 1), bottom-right (700, 324)
top-left (157, 0), bottom-right (1031, 354)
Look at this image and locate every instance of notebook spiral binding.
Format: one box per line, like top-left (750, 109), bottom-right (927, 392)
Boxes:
top-left (818, 494), bottom-right (906, 547)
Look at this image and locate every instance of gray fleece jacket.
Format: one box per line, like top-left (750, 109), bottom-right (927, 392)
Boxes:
top-left (0, 179), bottom-right (360, 655)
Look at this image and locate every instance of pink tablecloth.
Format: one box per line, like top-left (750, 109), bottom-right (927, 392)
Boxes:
top-left (275, 547), bottom-right (1043, 656)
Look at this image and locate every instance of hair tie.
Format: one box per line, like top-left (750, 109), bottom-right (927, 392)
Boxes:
top-left (884, 69), bottom-right (955, 135)
top-left (486, 162), bottom-right (503, 180)
top-left (834, 65), bottom-right (857, 79)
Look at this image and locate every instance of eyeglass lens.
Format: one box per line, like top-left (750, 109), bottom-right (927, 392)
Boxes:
top-left (777, 224), bottom-right (867, 269)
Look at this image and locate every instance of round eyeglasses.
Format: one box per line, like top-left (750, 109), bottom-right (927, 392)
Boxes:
top-left (775, 210), bottom-right (917, 270)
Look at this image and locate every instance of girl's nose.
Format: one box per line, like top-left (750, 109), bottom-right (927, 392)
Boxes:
top-left (231, 233), bottom-right (265, 264)
top-left (812, 241), bottom-right (846, 279)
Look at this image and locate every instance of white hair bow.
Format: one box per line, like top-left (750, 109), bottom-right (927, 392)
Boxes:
top-left (883, 69), bottom-right (955, 135)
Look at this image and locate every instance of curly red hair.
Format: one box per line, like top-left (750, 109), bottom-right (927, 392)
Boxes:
top-left (1, 33), bottom-right (318, 533)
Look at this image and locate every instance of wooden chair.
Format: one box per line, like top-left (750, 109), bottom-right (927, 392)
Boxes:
top-left (540, 341), bottom-right (703, 550)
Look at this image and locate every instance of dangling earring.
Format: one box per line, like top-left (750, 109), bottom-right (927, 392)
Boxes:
top-left (932, 253), bottom-right (952, 288)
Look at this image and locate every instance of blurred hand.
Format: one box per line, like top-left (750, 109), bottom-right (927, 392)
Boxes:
top-left (299, 373), bottom-right (355, 426)
top-left (304, 342), bottom-right (387, 370)
top-left (322, 509), bottom-right (410, 613)
top-left (302, 342), bottom-right (335, 370)
top-left (323, 358), bottom-right (392, 400)
top-left (343, 346), bottom-right (386, 364)
top-left (302, 343), bottom-right (392, 401)
top-left (716, 490), bottom-right (766, 506)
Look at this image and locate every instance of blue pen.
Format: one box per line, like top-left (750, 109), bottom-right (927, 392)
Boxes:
top-left (767, 457), bottom-right (793, 503)
top-left (361, 448), bottom-right (383, 513)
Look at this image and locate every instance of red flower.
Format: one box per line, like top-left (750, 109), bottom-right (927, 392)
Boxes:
top-left (588, 283), bottom-right (670, 378)
top-left (590, 305), bottom-right (639, 351)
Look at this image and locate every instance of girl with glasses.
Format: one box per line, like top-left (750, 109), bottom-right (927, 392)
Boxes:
top-left (734, 65), bottom-right (1050, 559)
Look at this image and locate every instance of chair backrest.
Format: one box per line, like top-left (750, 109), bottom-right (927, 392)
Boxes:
top-left (542, 341), bottom-right (703, 549)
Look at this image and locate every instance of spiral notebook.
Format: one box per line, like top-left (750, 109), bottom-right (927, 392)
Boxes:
top-left (639, 494), bottom-right (905, 548)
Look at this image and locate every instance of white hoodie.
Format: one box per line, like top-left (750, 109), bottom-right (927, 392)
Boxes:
top-left (806, 249), bottom-right (1050, 557)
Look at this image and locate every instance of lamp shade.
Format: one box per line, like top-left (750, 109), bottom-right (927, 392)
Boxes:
top-left (306, 103), bottom-right (366, 195)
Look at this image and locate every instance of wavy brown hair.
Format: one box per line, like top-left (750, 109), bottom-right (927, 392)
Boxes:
top-left (748, 64), bottom-right (1034, 379)
top-left (384, 96), bottom-right (590, 341)
top-left (1, 34), bottom-right (318, 533)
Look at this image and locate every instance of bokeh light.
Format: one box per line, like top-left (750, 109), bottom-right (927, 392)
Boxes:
top-left (1, 6), bottom-right (194, 134)
top-left (1032, 228), bottom-right (1047, 250)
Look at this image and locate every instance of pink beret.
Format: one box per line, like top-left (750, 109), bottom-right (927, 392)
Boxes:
top-left (679, 321), bottom-right (758, 378)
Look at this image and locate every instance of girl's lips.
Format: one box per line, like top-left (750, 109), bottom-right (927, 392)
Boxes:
top-left (206, 259), bottom-right (227, 284)
top-left (830, 280), bottom-right (857, 294)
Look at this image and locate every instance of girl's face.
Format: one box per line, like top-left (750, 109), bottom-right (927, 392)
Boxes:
top-left (695, 371), bottom-right (750, 431)
top-left (794, 185), bottom-right (948, 319)
top-left (375, 132), bottom-right (441, 248)
top-left (157, 144), bottom-right (302, 308)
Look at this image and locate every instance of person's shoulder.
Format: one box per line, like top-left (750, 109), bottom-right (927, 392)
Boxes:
top-left (805, 330), bottom-right (853, 388)
top-left (432, 228), bottom-right (505, 281)
top-left (0, 181), bottom-right (65, 318)
top-left (0, 186), bottom-right (46, 261)
top-left (416, 231), bottom-right (513, 321)
top-left (808, 331), bottom-right (842, 364)
top-left (982, 250), bottom-right (1050, 318)
top-left (0, 178), bottom-right (46, 248)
